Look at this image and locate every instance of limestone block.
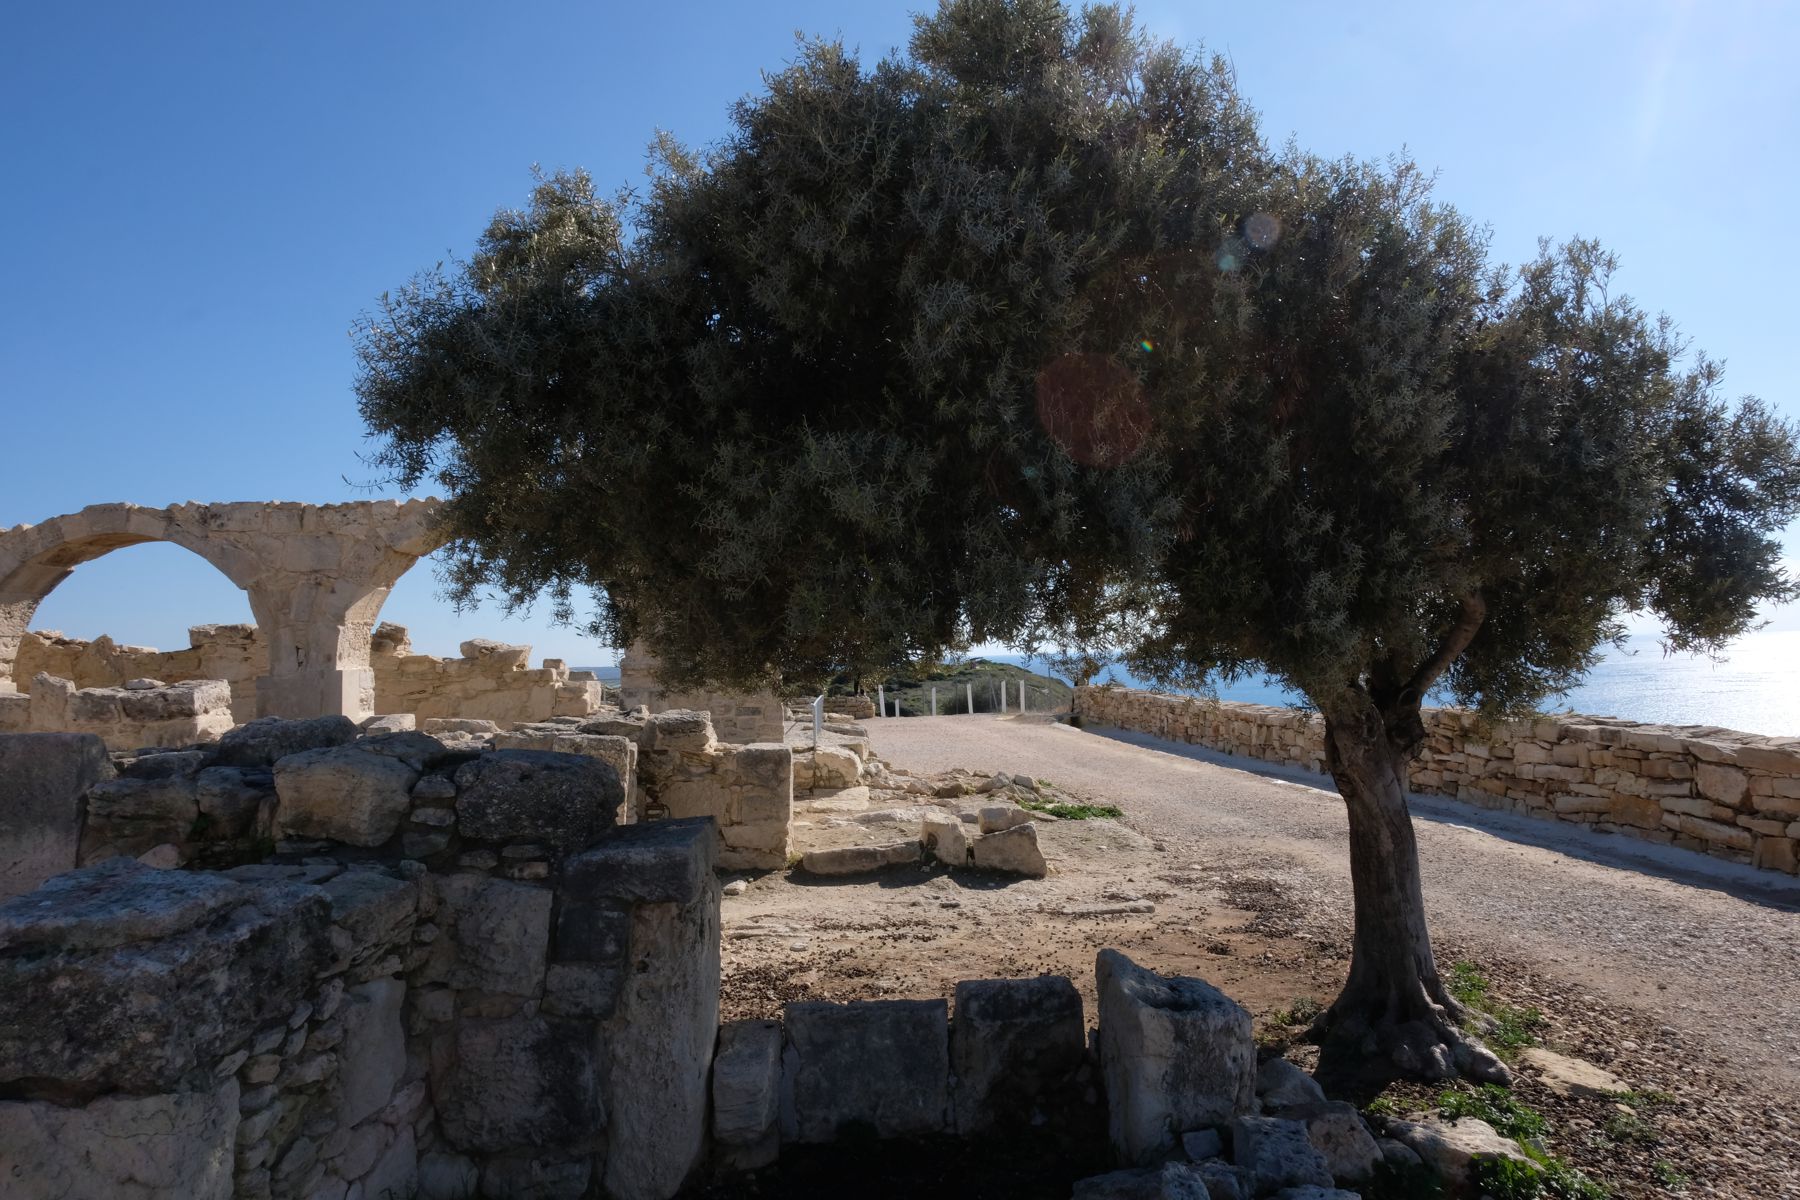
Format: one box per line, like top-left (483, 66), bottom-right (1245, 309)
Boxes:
top-left (361, 712), bottom-right (417, 733)
top-left (0, 860), bottom-right (330, 1092)
top-left (1695, 762), bottom-right (1749, 806)
top-left (1097, 949), bottom-right (1255, 1164)
top-left (422, 717), bottom-right (501, 736)
top-left (972, 822), bottom-right (1048, 878)
top-left (360, 1124), bottom-right (418, 1200)
top-left (215, 715), bottom-right (359, 767)
top-left (1231, 1115), bottom-right (1334, 1194)
top-left (336, 979), bottom-right (407, 1127)
top-left (0, 732), bottom-right (112, 898)
top-left (452, 749), bottom-right (620, 854)
top-left (780, 999), bottom-right (950, 1142)
top-left (274, 743), bottom-right (419, 846)
top-left (599, 850), bottom-right (720, 1200)
top-left (478, 1153), bottom-right (591, 1200)
top-left (459, 638), bottom-right (532, 670)
top-left (0, 1076), bottom-right (240, 1200)
top-left (1256, 1056), bottom-right (1327, 1113)
top-left (1518, 1047), bottom-right (1629, 1100)
top-left (431, 874), bottom-right (551, 997)
top-left (811, 745), bottom-right (862, 789)
top-left (1383, 1117), bottom-right (1533, 1188)
top-left (641, 709), bottom-right (717, 754)
top-left (417, 1151), bottom-right (480, 1200)
top-left (431, 1015), bottom-right (602, 1154)
top-left (978, 804), bottom-right (1035, 833)
top-left (922, 814), bottom-right (972, 866)
top-left (713, 1018), bottom-right (783, 1164)
top-left (1071, 1163), bottom-right (1213, 1199)
top-left (1296, 1101), bottom-right (1382, 1184)
top-left (563, 817), bottom-right (718, 908)
top-left (801, 840), bottom-right (922, 876)
top-left (951, 975), bottom-right (1085, 1133)
top-left (195, 765), bottom-right (273, 839)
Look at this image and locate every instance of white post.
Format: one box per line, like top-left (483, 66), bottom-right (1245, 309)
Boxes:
top-left (878, 684), bottom-right (885, 716)
top-left (930, 686), bottom-right (937, 716)
top-left (1019, 680), bottom-right (1027, 713)
top-left (811, 693), bottom-right (824, 748)
top-left (893, 696), bottom-right (902, 717)
top-left (966, 683), bottom-right (974, 714)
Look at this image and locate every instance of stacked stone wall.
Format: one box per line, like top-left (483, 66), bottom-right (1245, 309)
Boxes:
top-left (0, 726), bottom-right (719, 1200)
top-left (1076, 685), bottom-right (1800, 875)
top-left (0, 672), bottom-right (234, 750)
top-left (618, 643), bottom-right (785, 745)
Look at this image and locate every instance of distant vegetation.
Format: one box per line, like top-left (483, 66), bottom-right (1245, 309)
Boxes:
top-left (862, 657), bottom-right (1071, 717)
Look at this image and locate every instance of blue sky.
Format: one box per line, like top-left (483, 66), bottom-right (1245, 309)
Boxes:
top-left (3, 0), bottom-right (1795, 665)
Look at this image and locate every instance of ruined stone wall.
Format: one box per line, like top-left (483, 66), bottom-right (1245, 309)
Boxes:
top-left (0, 723), bottom-right (718, 1200)
top-left (1076, 685), bottom-right (1800, 875)
top-left (618, 644), bottom-right (786, 745)
top-left (11, 622), bottom-right (607, 730)
top-left (0, 673), bottom-right (235, 751)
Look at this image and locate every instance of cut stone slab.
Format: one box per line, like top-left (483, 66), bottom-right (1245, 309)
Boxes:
top-left (1071, 1162), bottom-right (1214, 1199)
top-left (429, 874), bottom-right (552, 997)
top-left (801, 840), bottom-right (922, 876)
top-left (274, 742), bottom-right (419, 846)
top-left (453, 749), bottom-right (621, 855)
top-left (0, 732), bottom-right (113, 898)
top-left (337, 978), bottom-right (407, 1127)
top-left (781, 998), bottom-right (950, 1142)
top-left (1519, 1047), bottom-right (1629, 1101)
top-left (921, 814), bottom-right (972, 867)
top-left (563, 817), bottom-right (717, 907)
top-left (1384, 1117), bottom-right (1534, 1188)
top-left (1097, 949), bottom-right (1256, 1164)
top-left (1296, 1101), bottom-right (1382, 1184)
top-left (0, 1076), bottom-right (240, 1200)
top-left (951, 975), bottom-right (1085, 1133)
top-left (1231, 1115), bottom-right (1334, 1195)
top-left (714, 1018), bottom-right (782, 1167)
top-left (0, 859), bottom-right (330, 1092)
top-left (971, 822), bottom-right (1048, 877)
top-left (978, 805), bottom-right (1035, 833)
top-left (430, 1015), bottom-right (601, 1154)
top-left (810, 745), bottom-right (862, 789)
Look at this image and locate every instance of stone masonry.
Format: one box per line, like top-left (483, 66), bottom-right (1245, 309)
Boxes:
top-left (618, 643), bottom-right (785, 745)
top-left (1078, 685), bottom-right (1800, 876)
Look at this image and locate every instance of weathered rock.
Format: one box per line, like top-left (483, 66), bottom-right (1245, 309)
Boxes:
top-left (417, 1151), bottom-right (480, 1200)
top-left (1518, 1046), bottom-right (1629, 1101)
top-left (355, 729), bottom-right (457, 772)
top-left (1071, 1162), bottom-right (1214, 1199)
top-left (599, 824), bottom-right (720, 1200)
top-left (1191, 1159), bottom-right (1247, 1200)
top-left (922, 814), bottom-right (972, 866)
top-left (422, 717), bottom-right (501, 737)
top-left (214, 715), bottom-right (359, 767)
top-left (80, 769), bottom-right (200, 859)
top-left (431, 1015), bottom-right (602, 1154)
top-left (361, 712), bottom-right (417, 734)
top-left (195, 765), bottom-right (273, 838)
top-left (0, 1077), bottom-right (240, 1200)
top-left (978, 804), bottom-right (1035, 833)
top-left (951, 975), bottom-right (1085, 1133)
top-left (1231, 1115), bottom-right (1334, 1194)
top-left (427, 874), bottom-right (551, 997)
top-left (1181, 1129), bottom-right (1223, 1161)
top-left (452, 749), bottom-right (620, 854)
top-left (1097, 949), bottom-right (1255, 1164)
top-left (1384, 1117), bottom-right (1534, 1188)
top-left (714, 1018), bottom-right (783, 1167)
top-left (563, 817), bottom-right (718, 908)
top-left (478, 1153), bottom-right (590, 1200)
top-left (273, 743), bottom-right (419, 846)
top-left (1269, 1189), bottom-right (1361, 1200)
top-left (361, 1124), bottom-right (418, 1200)
top-left (810, 746), bottom-right (863, 789)
top-left (1256, 1056), bottom-right (1328, 1113)
top-left (781, 999), bottom-right (950, 1142)
top-left (337, 978), bottom-right (406, 1127)
top-left (801, 840), bottom-right (923, 875)
top-left (0, 860), bottom-right (329, 1092)
top-left (0, 732), bottom-right (112, 897)
top-left (972, 822), bottom-right (1048, 877)
top-left (640, 709), bottom-right (716, 754)
top-left (1295, 1101), bottom-right (1382, 1184)
top-left (320, 868), bottom-right (418, 963)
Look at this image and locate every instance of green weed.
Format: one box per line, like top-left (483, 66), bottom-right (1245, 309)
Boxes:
top-left (1017, 797), bottom-right (1123, 820)
top-left (1270, 996), bottom-right (1324, 1026)
top-left (1437, 1085), bottom-right (1548, 1140)
top-left (1445, 960), bottom-right (1544, 1058)
top-left (1472, 1152), bottom-right (1610, 1200)
top-left (1649, 1161), bottom-right (1689, 1192)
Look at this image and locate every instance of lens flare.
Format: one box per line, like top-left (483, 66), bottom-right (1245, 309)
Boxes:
top-left (1034, 351), bottom-right (1153, 469)
top-left (1138, 339), bottom-right (1154, 353)
top-left (1245, 211), bottom-right (1281, 249)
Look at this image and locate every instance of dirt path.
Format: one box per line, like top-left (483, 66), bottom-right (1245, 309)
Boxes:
top-left (862, 713), bottom-right (1800, 1097)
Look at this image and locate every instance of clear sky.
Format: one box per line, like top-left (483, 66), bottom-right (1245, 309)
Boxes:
top-left (4, 0), bottom-right (1795, 666)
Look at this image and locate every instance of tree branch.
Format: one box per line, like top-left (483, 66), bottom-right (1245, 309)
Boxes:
top-left (1399, 590), bottom-right (1486, 706)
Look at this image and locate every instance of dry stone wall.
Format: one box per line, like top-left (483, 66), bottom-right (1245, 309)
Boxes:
top-left (17, 624), bottom-right (264, 720)
top-left (618, 643), bottom-right (785, 745)
top-left (0, 672), bottom-right (234, 750)
top-left (0, 724), bottom-right (719, 1200)
top-left (1077, 685), bottom-right (1800, 876)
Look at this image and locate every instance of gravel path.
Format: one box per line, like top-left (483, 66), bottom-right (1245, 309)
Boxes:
top-left (866, 713), bottom-right (1800, 1094)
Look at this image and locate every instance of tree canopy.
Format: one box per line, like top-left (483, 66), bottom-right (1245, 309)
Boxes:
top-left (357, 0), bottom-right (1799, 1079)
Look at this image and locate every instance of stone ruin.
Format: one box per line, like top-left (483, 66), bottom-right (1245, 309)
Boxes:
top-left (0, 705), bottom-right (1501, 1199)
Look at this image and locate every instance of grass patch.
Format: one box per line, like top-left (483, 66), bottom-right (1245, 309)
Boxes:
top-left (1438, 1084), bottom-right (1548, 1140)
top-left (1610, 1089), bottom-right (1676, 1111)
top-left (1445, 960), bottom-right (1545, 1058)
top-left (1649, 1160), bottom-right (1689, 1192)
top-left (1362, 1094), bottom-right (1402, 1119)
top-left (1473, 1149), bottom-right (1610, 1200)
top-left (1017, 797), bottom-right (1124, 820)
top-left (1601, 1109), bottom-right (1659, 1145)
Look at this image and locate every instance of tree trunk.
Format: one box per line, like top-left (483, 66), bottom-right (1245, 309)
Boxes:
top-left (1316, 693), bottom-right (1511, 1084)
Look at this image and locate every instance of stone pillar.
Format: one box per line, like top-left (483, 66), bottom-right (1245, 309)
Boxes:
top-left (0, 733), bottom-right (113, 898)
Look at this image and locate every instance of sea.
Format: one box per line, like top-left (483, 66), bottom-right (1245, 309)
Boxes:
top-left (993, 628), bottom-right (1800, 739)
top-left (578, 628), bottom-right (1800, 738)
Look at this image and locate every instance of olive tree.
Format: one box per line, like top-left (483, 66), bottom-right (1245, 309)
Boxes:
top-left (357, 0), bottom-right (1799, 1081)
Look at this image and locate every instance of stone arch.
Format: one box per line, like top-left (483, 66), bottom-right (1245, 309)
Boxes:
top-left (0, 500), bottom-right (445, 720)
